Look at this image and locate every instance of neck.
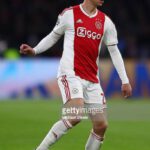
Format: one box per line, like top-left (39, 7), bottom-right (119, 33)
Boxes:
top-left (82, 0), bottom-right (97, 16)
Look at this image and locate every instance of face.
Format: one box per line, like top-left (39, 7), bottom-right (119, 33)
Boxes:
top-left (90, 0), bottom-right (104, 7)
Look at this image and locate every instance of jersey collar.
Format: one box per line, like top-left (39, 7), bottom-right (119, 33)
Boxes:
top-left (79, 4), bottom-right (98, 18)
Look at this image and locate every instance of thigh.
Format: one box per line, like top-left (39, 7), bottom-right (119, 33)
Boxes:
top-left (58, 75), bottom-right (84, 104)
top-left (63, 98), bottom-right (85, 126)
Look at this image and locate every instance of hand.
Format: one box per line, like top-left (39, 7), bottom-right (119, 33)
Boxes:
top-left (121, 83), bottom-right (132, 98)
top-left (20, 44), bottom-right (35, 56)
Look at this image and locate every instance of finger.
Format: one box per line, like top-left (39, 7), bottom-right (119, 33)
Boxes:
top-left (124, 91), bottom-right (132, 98)
top-left (129, 90), bottom-right (132, 97)
top-left (20, 49), bottom-right (27, 53)
top-left (20, 44), bottom-right (29, 50)
top-left (20, 50), bottom-right (27, 54)
top-left (20, 48), bottom-right (30, 54)
top-left (124, 94), bottom-right (129, 98)
top-left (122, 90), bottom-right (128, 98)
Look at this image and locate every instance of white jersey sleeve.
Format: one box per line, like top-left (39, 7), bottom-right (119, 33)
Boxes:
top-left (34, 12), bottom-right (67, 54)
top-left (53, 12), bottom-right (66, 35)
top-left (104, 17), bottom-right (129, 84)
top-left (108, 45), bottom-right (129, 84)
top-left (103, 16), bottom-right (118, 46)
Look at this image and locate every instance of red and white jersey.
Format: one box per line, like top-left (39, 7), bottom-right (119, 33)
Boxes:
top-left (53, 5), bottom-right (118, 83)
top-left (34, 5), bottom-right (129, 84)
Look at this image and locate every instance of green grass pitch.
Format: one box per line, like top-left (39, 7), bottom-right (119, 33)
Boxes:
top-left (0, 99), bottom-right (150, 150)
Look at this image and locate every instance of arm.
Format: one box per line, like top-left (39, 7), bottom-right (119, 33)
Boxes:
top-left (33, 31), bottom-right (61, 54)
top-left (108, 45), bottom-right (129, 84)
top-left (20, 12), bottom-right (66, 55)
top-left (108, 45), bottom-right (132, 98)
top-left (103, 16), bottom-right (132, 98)
top-left (20, 32), bottom-right (61, 55)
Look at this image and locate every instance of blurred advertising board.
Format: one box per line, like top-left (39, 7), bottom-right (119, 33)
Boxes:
top-left (0, 59), bottom-right (150, 100)
top-left (0, 59), bottom-right (60, 99)
top-left (99, 59), bottom-right (150, 98)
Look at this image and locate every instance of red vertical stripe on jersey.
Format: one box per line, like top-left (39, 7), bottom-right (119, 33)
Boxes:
top-left (61, 75), bottom-right (71, 100)
top-left (73, 6), bottom-right (105, 83)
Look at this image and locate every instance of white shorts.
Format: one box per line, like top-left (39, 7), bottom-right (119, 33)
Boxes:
top-left (57, 75), bottom-right (106, 106)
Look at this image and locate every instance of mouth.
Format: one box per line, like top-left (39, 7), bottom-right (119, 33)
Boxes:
top-left (99, 0), bottom-right (104, 5)
top-left (100, 0), bottom-right (104, 4)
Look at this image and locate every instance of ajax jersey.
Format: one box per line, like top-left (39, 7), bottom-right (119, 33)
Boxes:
top-left (53, 5), bottom-right (118, 83)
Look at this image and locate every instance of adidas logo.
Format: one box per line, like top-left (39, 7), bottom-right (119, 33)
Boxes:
top-left (76, 19), bottom-right (83, 24)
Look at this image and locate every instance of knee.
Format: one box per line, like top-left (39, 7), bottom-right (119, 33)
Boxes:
top-left (93, 121), bottom-right (108, 133)
top-left (69, 119), bottom-right (81, 126)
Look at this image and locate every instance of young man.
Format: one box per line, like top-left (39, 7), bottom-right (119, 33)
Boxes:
top-left (20, 0), bottom-right (132, 149)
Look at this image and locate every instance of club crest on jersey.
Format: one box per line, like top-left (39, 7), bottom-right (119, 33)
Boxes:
top-left (77, 27), bottom-right (101, 40)
top-left (95, 19), bottom-right (102, 30)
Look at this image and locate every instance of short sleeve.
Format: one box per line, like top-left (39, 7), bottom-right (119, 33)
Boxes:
top-left (103, 16), bottom-right (118, 46)
top-left (53, 12), bottom-right (66, 35)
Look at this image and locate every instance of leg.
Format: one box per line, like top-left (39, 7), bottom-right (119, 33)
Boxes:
top-left (36, 75), bottom-right (84, 150)
top-left (85, 108), bottom-right (108, 150)
top-left (36, 98), bottom-right (84, 150)
top-left (63, 98), bottom-right (84, 126)
top-left (83, 82), bottom-right (107, 150)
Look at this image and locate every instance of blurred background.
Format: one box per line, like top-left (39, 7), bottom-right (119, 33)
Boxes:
top-left (0, 1), bottom-right (150, 150)
top-left (0, 0), bottom-right (150, 99)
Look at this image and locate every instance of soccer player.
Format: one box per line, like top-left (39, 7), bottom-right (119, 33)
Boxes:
top-left (20, 0), bottom-right (132, 149)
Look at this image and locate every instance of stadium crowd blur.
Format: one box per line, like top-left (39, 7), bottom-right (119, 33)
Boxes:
top-left (0, 0), bottom-right (149, 59)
